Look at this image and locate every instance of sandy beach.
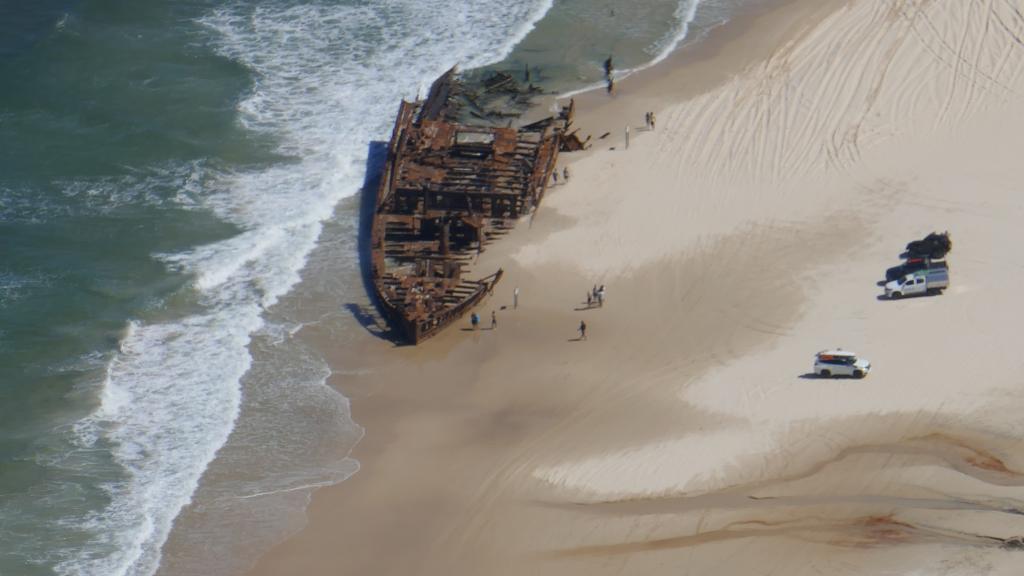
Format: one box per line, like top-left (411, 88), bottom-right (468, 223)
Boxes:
top-left (246, 1), bottom-right (1024, 574)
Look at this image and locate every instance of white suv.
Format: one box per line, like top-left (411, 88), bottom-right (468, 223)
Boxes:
top-left (814, 349), bottom-right (871, 378)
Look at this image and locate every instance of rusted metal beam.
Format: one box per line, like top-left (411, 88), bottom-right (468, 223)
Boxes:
top-left (370, 69), bottom-right (572, 344)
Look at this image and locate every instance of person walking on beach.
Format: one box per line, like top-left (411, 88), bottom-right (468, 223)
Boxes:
top-left (491, 310), bottom-right (497, 330)
top-left (552, 170), bottom-right (559, 185)
top-left (513, 286), bottom-right (519, 310)
top-left (471, 312), bottom-right (480, 330)
top-left (578, 320), bottom-right (587, 341)
top-left (645, 112), bottom-right (651, 130)
top-left (563, 166), bottom-right (569, 182)
top-left (650, 112), bottom-right (656, 130)
top-left (603, 56), bottom-right (613, 79)
top-left (625, 125), bottom-right (630, 149)
top-left (587, 292), bottom-right (592, 307)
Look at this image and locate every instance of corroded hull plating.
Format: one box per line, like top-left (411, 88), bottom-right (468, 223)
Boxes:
top-left (370, 69), bottom-right (571, 344)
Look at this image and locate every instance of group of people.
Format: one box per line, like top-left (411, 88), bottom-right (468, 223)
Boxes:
top-left (578, 285), bottom-right (605, 340)
top-left (551, 166), bottom-right (570, 185)
top-left (466, 283), bottom-right (604, 341)
top-left (470, 286), bottom-right (521, 332)
top-left (470, 310), bottom-right (497, 331)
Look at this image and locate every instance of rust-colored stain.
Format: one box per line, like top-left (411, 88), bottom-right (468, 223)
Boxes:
top-left (919, 432), bottom-right (1017, 475)
top-left (371, 68), bottom-right (576, 344)
top-left (859, 514), bottom-right (914, 546)
top-left (965, 454), bottom-right (1012, 473)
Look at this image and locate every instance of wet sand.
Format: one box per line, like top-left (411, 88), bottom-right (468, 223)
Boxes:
top-left (246, 1), bottom-right (1024, 575)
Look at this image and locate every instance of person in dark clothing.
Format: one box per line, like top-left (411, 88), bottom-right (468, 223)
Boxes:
top-left (578, 320), bottom-right (587, 340)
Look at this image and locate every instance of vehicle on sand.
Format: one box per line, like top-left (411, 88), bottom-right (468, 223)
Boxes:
top-left (906, 231), bottom-right (952, 259)
top-left (885, 257), bottom-right (947, 281)
top-left (814, 349), bottom-right (871, 378)
top-left (884, 268), bottom-right (949, 299)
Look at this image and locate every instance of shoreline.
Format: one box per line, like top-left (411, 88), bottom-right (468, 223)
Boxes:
top-left (247, 0), bottom-right (1024, 575)
top-left (243, 0), bottom-right (853, 574)
top-left (547, 0), bottom-right (847, 147)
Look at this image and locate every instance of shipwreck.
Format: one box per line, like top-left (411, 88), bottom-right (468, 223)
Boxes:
top-left (370, 68), bottom-right (575, 344)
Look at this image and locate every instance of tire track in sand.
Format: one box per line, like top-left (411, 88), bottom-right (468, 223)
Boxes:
top-left (656, 0), bottom-right (1024, 191)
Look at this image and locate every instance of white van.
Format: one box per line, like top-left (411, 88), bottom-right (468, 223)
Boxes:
top-left (814, 349), bottom-right (871, 378)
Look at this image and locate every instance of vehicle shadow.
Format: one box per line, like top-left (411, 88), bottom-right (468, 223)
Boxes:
top-left (899, 250), bottom-right (944, 260)
top-left (876, 291), bottom-right (942, 302)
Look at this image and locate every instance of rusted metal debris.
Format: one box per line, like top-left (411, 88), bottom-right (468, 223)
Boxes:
top-left (560, 128), bottom-right (590, 152)
top-left (371, 67), bottom-right (575, 344)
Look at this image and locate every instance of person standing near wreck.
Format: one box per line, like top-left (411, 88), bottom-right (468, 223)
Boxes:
top-left (471, 312), bottom-right (480, 330)
top-left (604, 56), bottom-right (615, 96)
top-left (563, 167), bottom-right (569, 182)
top-left (491, 310), bottom-right (497, 330)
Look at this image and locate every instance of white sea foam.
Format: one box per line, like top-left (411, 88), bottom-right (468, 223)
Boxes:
top-left (55, 1), bottom-right (554, 575)
top-left (558, 0), bottom-right (706, 99)
top-left (644, 0), bottom-right (704, 71)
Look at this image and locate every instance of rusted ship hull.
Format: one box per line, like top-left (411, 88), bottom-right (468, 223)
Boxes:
top-left (370, 69), bottom-right (571, 344)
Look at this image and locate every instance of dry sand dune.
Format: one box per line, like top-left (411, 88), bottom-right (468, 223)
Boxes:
top-left (248, 1), bottom-right (1024, 575)
top-left (518, 0), bottom-right (1024, 274)
top-left (514, 1), bottom-right (1024, 573)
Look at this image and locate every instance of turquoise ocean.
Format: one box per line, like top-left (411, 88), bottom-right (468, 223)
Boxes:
top-left (0, 0), bottom-right (757, 574)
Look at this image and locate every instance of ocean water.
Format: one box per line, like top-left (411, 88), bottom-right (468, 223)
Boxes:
top-left (0, 0), bottom-right (753, 574)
